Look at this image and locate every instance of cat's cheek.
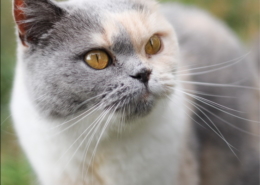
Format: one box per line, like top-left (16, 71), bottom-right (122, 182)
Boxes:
top-left (148, 79), bottom-right (162, 96)
top-left (149, 73), bottom-right (175, 97)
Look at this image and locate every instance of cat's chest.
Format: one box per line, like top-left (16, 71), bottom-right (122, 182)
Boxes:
top-left (82, 126), bottom-right (183, 185)
top-left (98, 157), bottom-right (178, 185)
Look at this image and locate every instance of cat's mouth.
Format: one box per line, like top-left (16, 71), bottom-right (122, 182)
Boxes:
top-left (101, 86), bottom-right (155, 120)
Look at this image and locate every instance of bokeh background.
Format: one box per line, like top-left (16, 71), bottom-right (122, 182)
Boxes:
top-left (1, 0), bottom-right (259, 184)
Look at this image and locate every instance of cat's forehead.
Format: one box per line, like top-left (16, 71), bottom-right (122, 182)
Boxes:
top-left (91, 12), bottom-right (150, 52)
top-left (64, 0), bottom-right (171, 54)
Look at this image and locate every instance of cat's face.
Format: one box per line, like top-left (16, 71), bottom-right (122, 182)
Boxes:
top-left (14, 0), bottom-right (179, 121)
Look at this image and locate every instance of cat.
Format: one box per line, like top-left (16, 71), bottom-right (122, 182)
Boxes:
top-left (11, 0), bottom-right (259, 185)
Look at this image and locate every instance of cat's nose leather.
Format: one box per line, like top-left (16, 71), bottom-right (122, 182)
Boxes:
top-left (130, 68), bottom-right (152, 84)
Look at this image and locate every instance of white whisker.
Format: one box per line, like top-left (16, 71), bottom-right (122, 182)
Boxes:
top-left (180, 87), bottom-right (236, 98)
top-left (177, 53), bottom-right (250, 76)
top-left (46, 103), bottom-right (103, 139)
top-left (81, 106), bottom-right (114, 182)
top-left (176, 89), bottom-right (259, 123)
top-left (59, 108), bottom-right (110, 177)
top-left (196, 102), bottom-right (259, 136)
top-left (172, 92), bottom-right (238, 158)
top-left (177, 80), bottom-right (259, 90)
top-left (50, 102), bottom-right (102, 130)
top-left (87, 103), bottom-right (119, 183)
top-left (56, 108), bottom-right (107, 164)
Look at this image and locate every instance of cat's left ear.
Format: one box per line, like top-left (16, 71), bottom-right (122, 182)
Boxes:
top-left (13, 0), bottom-right (66, 47)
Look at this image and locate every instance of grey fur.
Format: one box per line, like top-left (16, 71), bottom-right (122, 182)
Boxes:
top-left (111, 26), bottom-right (135, 56)
top-left (20, 0), bottom-right (155, 119)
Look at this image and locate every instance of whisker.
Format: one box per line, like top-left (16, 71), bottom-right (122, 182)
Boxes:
top-left (121, 99), bottom-right (127, 135)
top-left (56, 108), bottom-right (107, 165)
top-left (189, 98), bottom-right (239, 158)
top-left (117, 99), bottom-right (127, 137)
top-left (86, 103), bottom-right (119, 182)
top-left (81, 106), bottom-right (115, 182)
top-left (177, 53), bottom-right (250, 76)
top-left (166, 95), bottom-right (206, 129)
top-left (196, 102), bottom-right (259, 136)
top-left (180, 88), bottom-right (237, 99)
top-left (50, 102), bottom-right (102, 130)
top-left (172, 92), bottom-right (238, 158)
top-left (169, 94), bottom-right (227, 142)
top-left (177, 80), bottom-right (259, 90)
top-left (173, 88), bottom-right (244, 113)
top-left (176, 52), bottom-right (250, 73)
top-left (73, 92), bottom-right (107, 113)
top-left (59, 108), bottom-right (110, 176)
top-left (46, 102), bottom-right (103, 139)
top-left (176, 89), bottom-right (259, 123)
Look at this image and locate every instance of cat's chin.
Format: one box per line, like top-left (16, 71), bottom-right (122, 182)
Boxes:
top-left (114, 91), bottom-right (169, 123)
top-left (111, 84), bottom-right (174, 122)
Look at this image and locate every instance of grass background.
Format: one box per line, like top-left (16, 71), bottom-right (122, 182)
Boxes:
top-left (1, 0), bottom-right (259, 184)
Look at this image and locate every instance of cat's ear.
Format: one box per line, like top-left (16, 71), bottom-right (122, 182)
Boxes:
top-left (13, 0), bottom-right (65, 46)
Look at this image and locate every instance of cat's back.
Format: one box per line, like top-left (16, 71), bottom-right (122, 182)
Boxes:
top-left (161, 3), bottom-right (260, 185)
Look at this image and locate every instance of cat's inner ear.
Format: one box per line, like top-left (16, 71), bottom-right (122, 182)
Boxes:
top-left (13, 0), bottom-right (65, 46)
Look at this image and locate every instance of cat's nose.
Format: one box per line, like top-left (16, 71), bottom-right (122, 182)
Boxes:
top-left (130, 68), bottom-right (152, 84)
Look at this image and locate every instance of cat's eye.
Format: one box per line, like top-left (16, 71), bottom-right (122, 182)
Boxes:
top-left (84, 50), bottom-right (110, 70)
top-left (145, 35), bottom-right (161, 55)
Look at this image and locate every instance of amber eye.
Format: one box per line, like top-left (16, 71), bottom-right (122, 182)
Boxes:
top-left (84, 50), bottom-right (110, 70)
top-left (145, 35), bottom-right (161, 55)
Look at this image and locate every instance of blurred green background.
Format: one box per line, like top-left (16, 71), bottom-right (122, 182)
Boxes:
top-left (1, 0), bottom-right (259, 184)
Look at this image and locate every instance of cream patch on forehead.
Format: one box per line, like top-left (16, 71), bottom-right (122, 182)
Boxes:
top-left (112, 11), bottom-right (152, 50)
top-left (103, 9), bottom-right (175, 54)
top-left (89, 0), bottom-right (174, 50)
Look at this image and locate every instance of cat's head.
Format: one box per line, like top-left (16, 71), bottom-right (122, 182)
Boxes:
top-left (13, 0), bottom-right (179, 121)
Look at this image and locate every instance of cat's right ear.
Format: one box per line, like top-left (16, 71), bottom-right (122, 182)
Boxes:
top-left (13, 0), bottom-right (66, 47)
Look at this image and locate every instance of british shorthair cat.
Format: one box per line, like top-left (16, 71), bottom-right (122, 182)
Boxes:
top-left (11, 0), bottom-right (259, 184)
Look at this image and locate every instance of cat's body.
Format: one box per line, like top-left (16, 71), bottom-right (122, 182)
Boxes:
top-left (162, 4), bottom-right (260, 185)
top-left (11, 0), bottom-right (259, 185)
